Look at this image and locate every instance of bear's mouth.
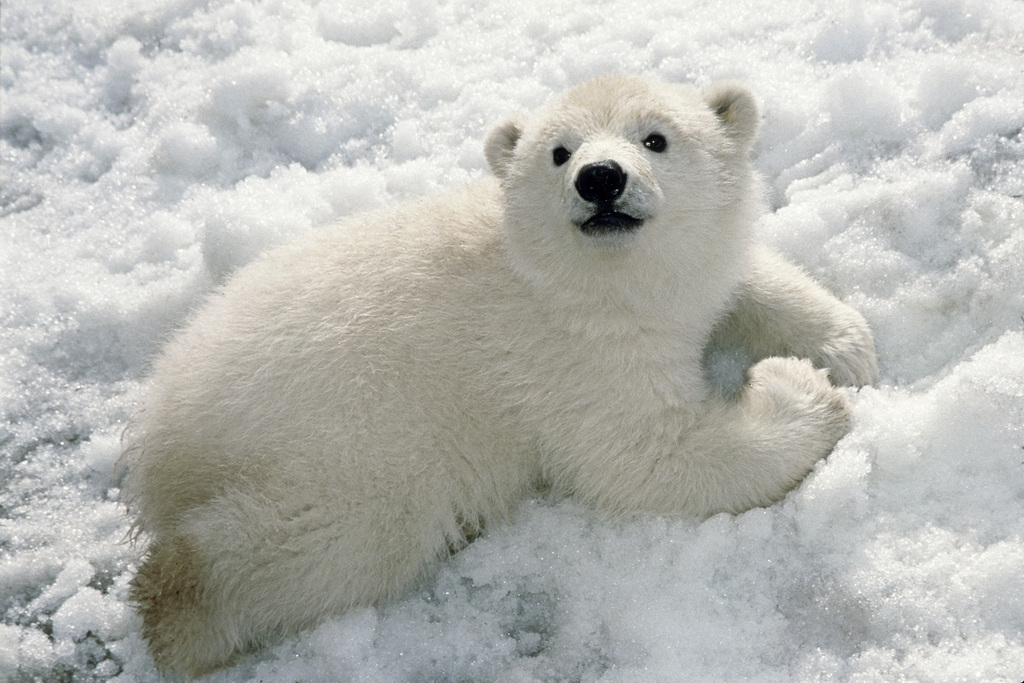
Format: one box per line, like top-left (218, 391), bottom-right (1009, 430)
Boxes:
top-left (579, 211), bottom-right (643, 234)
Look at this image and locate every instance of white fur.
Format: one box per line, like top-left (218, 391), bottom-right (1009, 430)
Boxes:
top-left (122, 74), bottom-right (877, 678)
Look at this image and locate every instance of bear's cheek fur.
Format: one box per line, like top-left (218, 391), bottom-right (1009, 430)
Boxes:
top-left (503, 150), bottom-right (574, 230)
top-left (651, 149), bottom-right (732, 220)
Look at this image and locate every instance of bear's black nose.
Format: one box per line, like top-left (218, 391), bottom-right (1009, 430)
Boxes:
top-left (575, 161), bottom-right (627, 205)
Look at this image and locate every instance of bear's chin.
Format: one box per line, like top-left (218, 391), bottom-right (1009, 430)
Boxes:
top-left (578, 211), bottom-right (643, 235)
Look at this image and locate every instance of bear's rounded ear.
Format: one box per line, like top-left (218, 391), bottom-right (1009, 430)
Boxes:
top-left (484, 116), bottom-right (525, 179)
top-left (703, 82), bottom-right (759, 151)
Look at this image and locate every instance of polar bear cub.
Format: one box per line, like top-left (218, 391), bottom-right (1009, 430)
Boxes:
top-left (123, 74), bottom-right (877, 677)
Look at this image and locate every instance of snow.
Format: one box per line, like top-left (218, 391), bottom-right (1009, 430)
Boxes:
top-left (2, 0), bottom-right (1023, 680)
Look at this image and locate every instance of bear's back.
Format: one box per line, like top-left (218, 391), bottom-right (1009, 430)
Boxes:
top-left (125, 178), bottom-right (534, 538)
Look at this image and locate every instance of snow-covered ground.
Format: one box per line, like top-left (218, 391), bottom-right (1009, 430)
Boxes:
top-left (2, 0), bottom-right (1023, 680)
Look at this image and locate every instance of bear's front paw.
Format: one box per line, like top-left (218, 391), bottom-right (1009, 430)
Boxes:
top-left (815, 321), bottom-right (879, 388)
top-left (743, 357), bottom-right (852, 461)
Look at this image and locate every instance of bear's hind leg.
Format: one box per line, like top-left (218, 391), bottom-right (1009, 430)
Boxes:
top-left (131, 535), bottom-right (244, 678)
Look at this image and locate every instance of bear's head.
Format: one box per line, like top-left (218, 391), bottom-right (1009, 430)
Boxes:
top-left (485, 74), bottom-right (761, 322)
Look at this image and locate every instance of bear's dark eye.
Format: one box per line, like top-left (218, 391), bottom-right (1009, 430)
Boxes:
top-left (552, 147), bottom-right (571, 166)
top-left (643, 133), bottom-right (667, 153)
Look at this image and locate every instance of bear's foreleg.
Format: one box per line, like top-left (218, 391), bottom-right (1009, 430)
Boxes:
top-left (711, 246), bottom-right (878, 388)
top-left (566, 356), bottom-right (850, 517)
top-left (688, 355), bottom-right (850, 514)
